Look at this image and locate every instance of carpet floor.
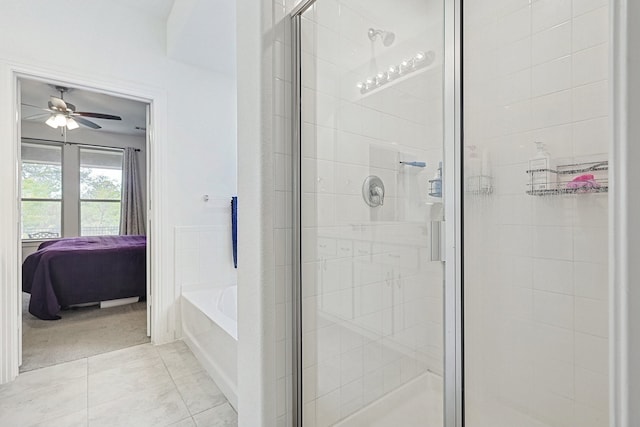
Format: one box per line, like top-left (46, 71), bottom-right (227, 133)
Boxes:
top-left (21, 292), bottom-right (150, 372)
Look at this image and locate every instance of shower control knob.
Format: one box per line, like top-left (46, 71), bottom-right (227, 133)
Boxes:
top-left (362, 176), bottom-right (385, 208)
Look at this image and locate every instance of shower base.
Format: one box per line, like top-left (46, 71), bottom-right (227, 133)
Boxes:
top-left (335, 371), bottom-right (443, 427)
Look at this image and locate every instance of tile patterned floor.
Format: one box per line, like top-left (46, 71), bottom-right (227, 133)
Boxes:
top-left (0, 341), bottom-right (237, 427)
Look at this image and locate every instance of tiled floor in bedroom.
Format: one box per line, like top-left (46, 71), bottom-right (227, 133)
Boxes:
top-left (0, 341), bottom-right (237, 427)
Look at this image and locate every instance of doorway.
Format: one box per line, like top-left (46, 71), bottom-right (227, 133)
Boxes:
top-left (17, 76), bottom-right (153, 372)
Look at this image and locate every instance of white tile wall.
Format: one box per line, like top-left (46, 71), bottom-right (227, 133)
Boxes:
top-left (464, 0), bottom-right (609, 425)
top-left (532, 0), bottom-right (572, 32)
top-left (175, 222), bottom-right (237, 292)
top-left (532, 23), bottom-right (571, 65)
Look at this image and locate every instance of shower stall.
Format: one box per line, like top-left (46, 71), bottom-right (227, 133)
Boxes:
top-left (290, 0), bottom-right (610, 426)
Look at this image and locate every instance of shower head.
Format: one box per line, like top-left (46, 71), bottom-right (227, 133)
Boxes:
top-left (368, 28), bottom-right (395, 47)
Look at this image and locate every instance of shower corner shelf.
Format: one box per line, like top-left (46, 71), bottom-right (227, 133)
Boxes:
top-left (526, 160), bottom-right (608, 196)
top-left (465, 175), bottom-right (493, 195)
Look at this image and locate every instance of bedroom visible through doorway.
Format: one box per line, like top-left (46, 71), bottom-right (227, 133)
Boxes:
top-left (18, 77), bottom-right (151, 372)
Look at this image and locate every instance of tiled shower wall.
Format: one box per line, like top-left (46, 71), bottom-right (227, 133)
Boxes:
top-left (463, 1), bottom-right (609, 426)
top-left (297, 1), bottom-right (445, 425)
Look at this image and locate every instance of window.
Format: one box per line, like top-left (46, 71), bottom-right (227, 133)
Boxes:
top-left (80, 148), bottom-right (123, 236)
top-left (21, 143), bottom-right (62, 240)
top-left (20, 142), bottom-right (126, 240)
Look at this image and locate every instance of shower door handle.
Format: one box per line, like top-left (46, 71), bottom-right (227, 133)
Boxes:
top-left (430, 220), bottom-right (444, 262)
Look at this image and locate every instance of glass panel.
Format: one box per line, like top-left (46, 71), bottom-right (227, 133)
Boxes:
top-left (21, 201), bottom-right (61, 239)
top-left (80, 201), bottom-right (121, 236)
top-left (80, 148), bottom-right (123, 200)
top-left (21, 142), bottom-right (62, 239)
top-left (21, 143), bottom-right (62, 199)
top-left (463, 1), bottom-right (610, 426)
top-left (299, 1), bottom-right (445, 425)
top-left (21, 142), bottom-right (62, 164)
top-left (80, 148), bottom-right (123, 235)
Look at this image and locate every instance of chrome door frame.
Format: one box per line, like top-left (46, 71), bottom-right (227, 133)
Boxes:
top-left (291, 0), bottom-right (464, 425)
top-left (443, 0), bottom-right (464, 425)
top-left (291, 2), bottom-right (308, 426)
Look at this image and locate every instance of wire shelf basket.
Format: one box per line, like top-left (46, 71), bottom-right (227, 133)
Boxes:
top-left (465, 175), bottom-right (493, 195)
top-left (526, 160), bottom-right (608, 196)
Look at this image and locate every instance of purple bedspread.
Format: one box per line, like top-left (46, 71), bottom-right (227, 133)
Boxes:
top-left (22, 235), bottom-right (147, 320)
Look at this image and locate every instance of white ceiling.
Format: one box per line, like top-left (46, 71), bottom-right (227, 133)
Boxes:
top-left (20, 79), bottom-right (148, 136)
top-left (18, 0), bottom-right (235, 136)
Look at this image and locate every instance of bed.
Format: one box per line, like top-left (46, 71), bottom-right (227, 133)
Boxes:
top-left (22, 235), bottom-right (146, 320)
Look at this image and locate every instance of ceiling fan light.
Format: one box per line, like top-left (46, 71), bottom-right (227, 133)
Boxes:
top-left (54, 114), bottom-right (67, 127)
top-left (45, 115), bottom-right (59, 128)
top-left (66, 117), bottom-right (79, 130)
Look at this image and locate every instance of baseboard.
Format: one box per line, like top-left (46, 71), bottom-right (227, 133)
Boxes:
top-left (100, 296), bottom-right (140, 308)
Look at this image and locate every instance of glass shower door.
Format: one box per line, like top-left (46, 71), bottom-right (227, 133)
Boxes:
top-left (295, 1), bottom-right (446, 425)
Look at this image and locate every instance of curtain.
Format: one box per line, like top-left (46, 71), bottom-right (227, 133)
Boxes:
top-left (119, 148), bottom-right (145, 235)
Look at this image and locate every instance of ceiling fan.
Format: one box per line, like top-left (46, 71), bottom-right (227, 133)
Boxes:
top-left (22, 86), bottom-right (122, 130)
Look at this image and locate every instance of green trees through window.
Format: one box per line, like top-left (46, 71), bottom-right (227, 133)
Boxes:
top-left (22, 163), bottom-right (62, 199)
top-left (21, 142), bottom-right (124, 239)
top-left (21, 144), bottom-right (62, 239)
top-left (80, 158), bottom-right (123, 236)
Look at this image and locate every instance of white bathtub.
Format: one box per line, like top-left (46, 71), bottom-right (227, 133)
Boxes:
top-left (182, 285), bottom-right (237, 409)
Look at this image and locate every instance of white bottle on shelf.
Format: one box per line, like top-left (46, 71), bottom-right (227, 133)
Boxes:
top-left (429, 161), bottom-right (443, 197)
top-left (529, 142), bottom-right (555, 191)
top-left (467, 145), bottom-right (482, 192)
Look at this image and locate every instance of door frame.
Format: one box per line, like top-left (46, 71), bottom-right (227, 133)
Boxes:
top-left (444, 0), bottom-right (464, 425)
top-left (17, 77), bottom-right (152, 352)
top-left (0, 62), bottom-right (170, 383)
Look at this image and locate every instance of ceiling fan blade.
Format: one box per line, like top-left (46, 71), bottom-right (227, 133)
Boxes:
top-left (23, 113), bottom-right (52, 121)
top-left (21, 103), bottom-right (54, 113)
top-left (73, 116), bottom-right (102, 129)
top-left (22, 102), bottom-right (46, 109)
top-left (75, 112), bottom-right (122, 120)
top-left (49, 96), bottom-right (67, 111)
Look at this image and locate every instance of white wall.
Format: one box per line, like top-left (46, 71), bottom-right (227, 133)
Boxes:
top-left (463, 1), bottom-right (609, 426)
top-left (174, 210), bottom-right (237, 296)
top-left (236, 0), bottom-right (270, 424)
top-left (0, 0), bottom-right (237, 221)
top-left (167, 0), bottom-right (237, 76)
top-left (0, 0), bottom-right (237, 379)
top-left (236, 0), bottom-right (286, 425)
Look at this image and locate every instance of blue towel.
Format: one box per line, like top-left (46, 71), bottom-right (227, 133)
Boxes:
top-left (231, 196), bottom-right (238, 268)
